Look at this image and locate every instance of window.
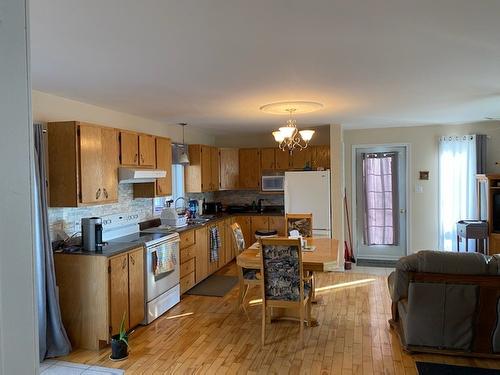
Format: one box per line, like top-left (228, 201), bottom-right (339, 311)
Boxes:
top-left (153, 165), bottom-right (185, 215)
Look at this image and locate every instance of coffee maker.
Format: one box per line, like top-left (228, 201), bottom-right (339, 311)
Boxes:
top-left (81, 217), bottom-right (105, 251)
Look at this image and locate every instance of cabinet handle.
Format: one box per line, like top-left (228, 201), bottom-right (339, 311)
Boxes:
top-left (130, 255), bottom-right (135, 265)
top-left (158, 184), bottom-right (162, 193)
top-left (134, 153), bottom-right (138, 163)
top-left (122, 258), bottom-right (127, 269)
top-left (140, 154), bottom-right (144, 163)
top-left (95, 188), bottom-right (101, 200)
top-left (103, 188), bottom-right (108, 199)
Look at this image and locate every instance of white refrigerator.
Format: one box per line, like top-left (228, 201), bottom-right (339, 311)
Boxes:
top-left (284, 170), bottom-right (332, 238)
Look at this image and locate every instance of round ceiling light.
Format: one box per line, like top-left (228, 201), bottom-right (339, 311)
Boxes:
top-left (259, 101), bottom-right (323, 115)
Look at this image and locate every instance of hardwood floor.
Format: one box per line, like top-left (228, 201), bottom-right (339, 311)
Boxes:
top-left (61, 263), bottom-right (500, 374)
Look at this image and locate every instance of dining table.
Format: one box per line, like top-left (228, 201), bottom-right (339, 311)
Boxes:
top-left (236, 237), bottom-right (339, 325)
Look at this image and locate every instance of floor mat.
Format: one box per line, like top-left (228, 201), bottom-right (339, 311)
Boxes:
top-left (185, 275), bottom-right (239, 297)
top-left (356, 258), bottom-right (397, 267)
top-left (416, 361), bottom-right (500, 375)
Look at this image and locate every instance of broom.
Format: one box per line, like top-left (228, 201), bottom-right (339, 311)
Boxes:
top-left (344, 188), bottom-right (355, 263)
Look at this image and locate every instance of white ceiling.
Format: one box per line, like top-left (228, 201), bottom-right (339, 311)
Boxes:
top-left (30, 0), bottom-right (500, 132)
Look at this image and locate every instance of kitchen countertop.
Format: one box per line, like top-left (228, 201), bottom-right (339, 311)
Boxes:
top-left (54, 241), bottom-right (142, 258)
top-left (55, 211), bottom-right (285, 257)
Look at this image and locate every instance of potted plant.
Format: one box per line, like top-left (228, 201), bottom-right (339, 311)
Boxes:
top-left (110, 312), bottom-right (129, 361)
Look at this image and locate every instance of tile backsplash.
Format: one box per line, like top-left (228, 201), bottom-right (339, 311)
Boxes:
top-left (214, 190), bottom-right (284, 206)
top-left (48, 184), bottom-right (155, 240)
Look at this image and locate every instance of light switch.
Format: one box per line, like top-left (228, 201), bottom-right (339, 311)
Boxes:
top-left (415, 184), bottom-right (423, 193)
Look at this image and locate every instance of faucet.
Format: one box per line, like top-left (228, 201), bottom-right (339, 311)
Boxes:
top-left (257, 199), bottom-right (265, 213)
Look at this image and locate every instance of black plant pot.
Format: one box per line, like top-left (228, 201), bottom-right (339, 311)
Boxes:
top-left (110, 334), bottom-right (128, 361)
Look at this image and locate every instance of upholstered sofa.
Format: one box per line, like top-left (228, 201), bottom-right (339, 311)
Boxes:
top-left (387, 250), bottom-right (500, 357)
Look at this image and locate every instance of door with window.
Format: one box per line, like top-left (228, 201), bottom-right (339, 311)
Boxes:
top-left (355, 146), bottom-right (407, 260)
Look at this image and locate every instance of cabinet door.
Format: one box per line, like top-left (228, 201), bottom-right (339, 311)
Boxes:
top-left (120, 131), bottom-right (139, 166)
top-left (79, 125), bottom-right (103, 204)
top-left (194, 227), bottom-right (209, 283)
top-left (251, 216), bottom-right (269, 234)
top-left (260, 148), bottom-right (275, 170)
top-left (275, 148), bottom-right (290, 170)
top-left (109, 254), bottom-right (129, 335)
top-left (235, 216), bottom-right (253, 247)
top-left (290, 148), bottom-right (312, 169)
top-left (210, 147), bottom-right (219, 192)
top-left (208, 222), bottom-right (222, 273)
top-left (223, 218), bottom-right (235, 264)
top-left (100, 127), bottom-right (118, 202)
top-left (201, 146), bottom-right (212, 192)
top-left (269, 216), bottom-right (286, 236)
top-left (312, 145), bottom-right (330, 170)
top-left (156, 137), bottom-right (172, 196)
top-left (128, 248), bottom-right (145, 328)
top-left (239, 149), bottom-right (261, 189)
top-left (139, 134), bottom-right (156, 167)
top-left (219, 148), bottom-right (239, 190)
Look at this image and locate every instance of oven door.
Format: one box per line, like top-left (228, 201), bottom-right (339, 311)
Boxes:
top-left (145, 239), bottom-right (180, 302)
top-left (261, 175), bottom-right (285, 191)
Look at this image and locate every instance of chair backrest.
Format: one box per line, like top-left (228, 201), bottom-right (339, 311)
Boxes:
top-left (285, 213), bottom-right (313, 237)
top-left (230, 222), bottom-right (246, 253)
top-left (259, 238), bottom-right (304, 302)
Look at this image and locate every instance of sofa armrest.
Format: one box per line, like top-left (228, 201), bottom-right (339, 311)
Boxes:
top-left (388, 269), bottom-right (409, 302)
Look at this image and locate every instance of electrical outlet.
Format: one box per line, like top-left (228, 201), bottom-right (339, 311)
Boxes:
top-left (74, 220), bottom-right (82, 233)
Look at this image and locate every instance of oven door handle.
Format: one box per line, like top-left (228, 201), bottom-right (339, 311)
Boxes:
top-left (151, 250), bottom-right (158, 275)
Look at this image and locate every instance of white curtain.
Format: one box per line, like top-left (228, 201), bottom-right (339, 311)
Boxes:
top-left (438, 135), bottom-right (477, 251)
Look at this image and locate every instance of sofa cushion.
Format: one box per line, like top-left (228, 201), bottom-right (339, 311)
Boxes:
top-left (415, 250), bottom-right (490, 275)
top-left (405, 282), bottom-right (477, 350)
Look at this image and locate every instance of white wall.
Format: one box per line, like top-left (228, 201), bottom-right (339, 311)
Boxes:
top-left (32, 90), bottom-right (215, 145)
top-left (330, 124), bottom-right (345, 269)
top-left (214, 125), bottom-right (330, 148)
top-left (344, 121), bottom-right (500, 254)
top-left (0, 0), bottom-right (39, 373)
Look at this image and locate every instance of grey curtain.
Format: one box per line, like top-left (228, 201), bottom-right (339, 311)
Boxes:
top-left (34, 124), bottom-right (71, 361)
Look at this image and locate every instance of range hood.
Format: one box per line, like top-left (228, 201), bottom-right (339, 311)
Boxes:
top-left (119, 167), bottom-right (167, 184)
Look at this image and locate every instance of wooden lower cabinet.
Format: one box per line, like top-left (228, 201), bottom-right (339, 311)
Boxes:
top-left (109, 253), bottom-right (130, 334)
top-left (180, 272), bottom-right (196, 294)
top-left (194, 227), bottom-right (209, 283)
top-left (251, 216), bottom-right (269, 233)
top-left (54, 247), bottom-right (145, 350)
top-left (269, 216), bottom-right (286, 236)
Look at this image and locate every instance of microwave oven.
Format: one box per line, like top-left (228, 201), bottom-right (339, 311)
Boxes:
top-left (261, 175), bottom-right (285, 192)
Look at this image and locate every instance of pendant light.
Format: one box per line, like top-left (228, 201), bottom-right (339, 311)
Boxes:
top-left (178, 123), bottom-right (190, 165)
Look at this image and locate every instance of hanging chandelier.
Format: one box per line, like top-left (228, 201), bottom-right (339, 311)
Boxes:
top-left (260, 101), bottom-right (323, 153)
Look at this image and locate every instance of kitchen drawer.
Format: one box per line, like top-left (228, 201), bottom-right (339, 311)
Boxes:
top-left (180, 258), bottom-right (195, 277)
top-left (180, 272), bottom-right (196, 294)
top-left (180, 230), bottom-right (195, 249)
top-left (180, 245), bottom-right (195, 264)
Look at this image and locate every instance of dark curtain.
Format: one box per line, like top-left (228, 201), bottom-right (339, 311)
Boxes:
top-left (34, 124), bottom-right (71, 360)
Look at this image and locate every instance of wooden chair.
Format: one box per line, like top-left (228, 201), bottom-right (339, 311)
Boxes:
top-left (231, 222), bottom-right (261, 314)
top-left (285, 213), bottom-right (313, 237)
top-left (259, 237), bottom-right (312, 347)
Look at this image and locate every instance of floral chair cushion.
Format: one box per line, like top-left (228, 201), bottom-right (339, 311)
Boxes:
top-left (232, 226), bottom-right (246, 253)
top-left (243, 268), bottom-right (259, 280)
top-left (262, 244), bottom-right (307, 301)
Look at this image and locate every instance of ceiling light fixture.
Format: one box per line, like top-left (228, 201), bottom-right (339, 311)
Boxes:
top-left (261, 101), bottom-right (323, 153)
top-left (178, 123), bottom-right (190, 165)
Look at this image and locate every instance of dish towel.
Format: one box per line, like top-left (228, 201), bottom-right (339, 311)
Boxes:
top-left (209, 226), bottom-right (220, 263)
top-left (152, 245), bottom-right (176, 276)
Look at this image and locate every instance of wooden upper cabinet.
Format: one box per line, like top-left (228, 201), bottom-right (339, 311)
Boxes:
top-left (139, 134), bottom-right (156, 167)
top-left (100, 128), bottom-right (119, 202)
top-left (219, 148), bottom-right (239, 190)
top-left (119, 131), bottom-right (139, 166)
top-left (311, 145), bottom-right (330, 170)
top-left (47, 121), bottom-right (118, 207)
top-left (155, 137), bottom-right (172, 196)
top-left (290, 148), bottom-right (312, 170)
top-left (210, 147), bottom-right (220, 191)
top-left (275, 148), bottom-right (290, 170)
top-left (79, 125), bottom-right (103, 204)
top-left (260, 148), bottom-right (276, 170)
top-left (239, 148), bottom-right (261, 189)
top-left (185, 144), bottom-right (219, 193)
